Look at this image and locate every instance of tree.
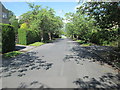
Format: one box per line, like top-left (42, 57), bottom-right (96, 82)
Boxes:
top-left (65, 11), bottom-right (96, 41)
top-left (78, 2), bottom-right (120, 29)
top-left (76, 2), bottom-right (120, 46)
top-left (8, 10), bottom-right (19, 34)
top-left (19, 3), bottom-right (63, 42)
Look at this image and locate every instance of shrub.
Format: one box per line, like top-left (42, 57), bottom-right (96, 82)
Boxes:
top-left (27, 29), bottom-right (40, 44)
top-left (18, 28), bottom-right (41, 45)
top-left (20, 23), bottom-right (28, 29)
top-left (1, 24), bottom-right (15, 53)
top-left (11, 20), bottom-right (19, 34)
top-left (18, 28), bottom-right (27, 45)
top-left (90, 30), bottom-right (118, 46)
top-left (0, 30), bottom-right (2, 53)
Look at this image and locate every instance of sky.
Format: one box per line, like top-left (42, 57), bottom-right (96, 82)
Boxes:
top-left (2, 2), bottom-right (81, 18)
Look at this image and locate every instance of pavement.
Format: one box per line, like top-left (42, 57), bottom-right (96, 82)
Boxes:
top-left (1, 38), bottom-right (120, 89)
top-left (15, 44), bottom-right (36, 52)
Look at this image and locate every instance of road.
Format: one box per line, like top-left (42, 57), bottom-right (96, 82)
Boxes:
top-left (1, 38), bottom-right (120, 88)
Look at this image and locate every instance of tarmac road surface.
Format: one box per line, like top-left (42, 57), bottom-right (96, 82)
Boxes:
top-left (1, 38), bottom-right (120, 89)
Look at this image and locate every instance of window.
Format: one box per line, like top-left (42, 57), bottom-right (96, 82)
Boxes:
top-left (2, 12), bottom-right (7, 19)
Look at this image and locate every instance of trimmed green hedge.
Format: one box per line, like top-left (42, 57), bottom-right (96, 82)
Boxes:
top-left (1, 24), bottom-right (15, 53)
top-left (18, 28), bottom-right (41, 45)
top-left (18, 28), bottom-right (27, 45)
top-left (27, 29), bottom-right (40, 44)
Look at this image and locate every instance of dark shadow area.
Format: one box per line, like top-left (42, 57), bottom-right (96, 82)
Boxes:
top-left (63, 42), bottom-right (120, 70)
top-left (17, 81), bottom-right (50, 88)
top-left (73, 73), bottom-right (120, 89)
top-left (2, 81), bottom-right (51, 89)
top-left (1, 51), bottom-right (53, 78)
top-left (63, 42), bottom-right (120, 89)
top-left (15, 45), bottom-right (26, 51)
top-left (52, 38), bottom-right (65, 43)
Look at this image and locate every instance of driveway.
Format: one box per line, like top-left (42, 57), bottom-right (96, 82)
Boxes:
top-left (1, 38), bottom-right (120, 88)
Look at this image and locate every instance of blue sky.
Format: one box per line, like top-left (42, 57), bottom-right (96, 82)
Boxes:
top-left (2, 2), bottom-right (80, 18)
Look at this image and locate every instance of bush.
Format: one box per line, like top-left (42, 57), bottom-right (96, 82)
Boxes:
top-left (27, 29), bottom-right (41, 44)
top-left (11, 20), bottom-right (19, 34)
top-left (18, 28), bottom-right (41, 45)
top-left (18, 28), bottom-right (27, 45)
top-left (20, 23), bottom-right (28, 29)
top-left (0, 30), bottom-right (2, 53)
top-left (1, 24), bottom-right (15, 53)
top-left (90, 30), bottom-right (118, 46)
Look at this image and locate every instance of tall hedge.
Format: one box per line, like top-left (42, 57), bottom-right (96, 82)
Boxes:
top-left (18, 28), bottom-right (27, 45)
top-left (1, 24), bottom-right (15, 53)
top-left (18, 28), bottom-right (41, 45)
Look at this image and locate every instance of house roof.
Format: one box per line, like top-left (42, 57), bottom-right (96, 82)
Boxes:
top-left (0, 2), bottom-right (9, 13)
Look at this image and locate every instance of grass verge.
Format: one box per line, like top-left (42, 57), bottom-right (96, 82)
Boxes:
top-left (76, 40), bottom-right (93, 46)
top-left (29, 42), bottom-right (45, 46)
top-left (3, 51), bottom-right (23, 58)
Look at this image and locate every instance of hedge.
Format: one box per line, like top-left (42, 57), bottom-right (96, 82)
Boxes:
top-left (1, 24), bottom-right (15, 53)
top-left (18, 28), bottom-right (27, 45)
top-left (18, 28), bottom-right (41, 45)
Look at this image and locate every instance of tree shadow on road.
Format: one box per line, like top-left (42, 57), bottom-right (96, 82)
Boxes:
top-left (63, 43), bottom-right (120, 89)
top-left (63, 44), bottom-right (120, 70)
top-left (17, 81), bottom-right (50, 88)
top-left (1, 51), bottom-right (53, 78)
top-left (73, 73), bottom-right (120, 89)
top-left (15, 45), bottom-right (26, 51)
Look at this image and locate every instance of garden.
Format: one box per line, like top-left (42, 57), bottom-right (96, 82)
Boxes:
top-left (1, 3), bottom-right (63, 58)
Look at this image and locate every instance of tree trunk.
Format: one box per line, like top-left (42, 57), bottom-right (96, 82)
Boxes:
top-left (48, 32), bottom-right (52, 41)
top-left (77, 35), bottom-right (79, 40)
top-left (118, 25), bottom-right (120, 50)
top-left (41, 31), bottom-right (43, 42)
top-left (73, 34), bottom-right (75, 39)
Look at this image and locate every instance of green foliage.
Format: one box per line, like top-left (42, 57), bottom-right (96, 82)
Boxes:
top-left (18, 28), bottom-right (41, 45)
top-left (8, 11), bottom-right (19, 34)
top-left (90, 30), bottom-right (118, 45)
top-left (65, 12), bottom-right (96, 41)
top-left (11, 20), bottom-right (19, 34)
top-left (29, 42), bottom-right (44, 46)
top-left (76, 40), bottom-right (85, 44)
top-left (18, 28), bottom-right (27, 45)
top-left (76, 40), bottom-right (93, 46)
top-left (26, 29), bottom-right (41, 44)
top-left (1, 24), bottom-right (15, 53)
top-left (3, 51), bottom-right (23, 58)
top-left (20, 23), bottom-right (28, 29)
top-left (81, 43), bottom-right (93, 46)
top-left (19, 3), bottom-right (63, 42)
top-left (65, 2), bottom-right (119, 47)
top-left (80, 2), bottom-right (120, 29)
top-left (0, 30), bottom-right (2, 53)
